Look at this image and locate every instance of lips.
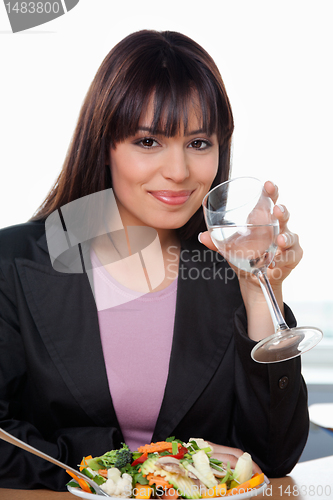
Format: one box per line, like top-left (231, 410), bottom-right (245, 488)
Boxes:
top-left (149, 190), bottom-right (194, 205)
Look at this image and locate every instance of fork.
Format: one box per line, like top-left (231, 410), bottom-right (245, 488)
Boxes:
top-left (0, 427), bottom-right (110, 496)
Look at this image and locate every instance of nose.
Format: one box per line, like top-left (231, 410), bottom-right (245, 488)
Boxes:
top-left (161, 145), bottom-right (190, 183)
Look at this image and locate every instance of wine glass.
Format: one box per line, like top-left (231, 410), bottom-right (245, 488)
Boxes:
top-left (202, 176), bottom-right (323, 363)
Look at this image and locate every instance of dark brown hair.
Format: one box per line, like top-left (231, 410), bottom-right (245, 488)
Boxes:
top-left (32, 30), bottom-right (234, 239)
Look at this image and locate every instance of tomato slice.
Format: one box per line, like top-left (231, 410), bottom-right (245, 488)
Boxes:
top-left (131, 452), bottom-right (148, 467)
top-left (131, 446), bottom-right (187, 466)
top-left (169, 446), bottom-right (188, 459)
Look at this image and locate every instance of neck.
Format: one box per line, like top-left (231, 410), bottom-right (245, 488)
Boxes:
top-left (92, 226), bottom-right (180, 293)
top-left (155, 228), bottom-right (180, 253)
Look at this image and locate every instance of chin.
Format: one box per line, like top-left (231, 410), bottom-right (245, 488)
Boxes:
top-left (152, 215), bottom-right (192, 231)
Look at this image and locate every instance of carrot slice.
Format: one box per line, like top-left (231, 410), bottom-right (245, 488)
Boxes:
top-left (226, 473), bottom-right (265, 496)
top-left (146, 473), bottom-right (173, 489)
top-left (137, 441), bottom-right (180, 454)
top-left (66, 469), bottom-right (91, 493)
top-left (98, 468), bottom-right (108, 478)
top-left (79, 455), bottom-right (93, 471)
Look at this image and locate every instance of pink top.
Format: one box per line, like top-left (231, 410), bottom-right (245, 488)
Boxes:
top-left (90, 250), bottom-right (177, 451)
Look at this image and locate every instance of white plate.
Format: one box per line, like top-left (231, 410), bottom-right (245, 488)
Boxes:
top-left (67, 481), bottom-right (267, 500)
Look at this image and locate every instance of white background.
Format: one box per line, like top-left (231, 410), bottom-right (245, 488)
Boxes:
top-left (0, 1), bottom-right (332, 319)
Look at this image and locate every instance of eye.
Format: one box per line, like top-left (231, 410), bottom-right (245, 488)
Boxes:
top-left (136, 137), bottom-right (160, 148)
top-left (189, 139), bottom-right (212, 150)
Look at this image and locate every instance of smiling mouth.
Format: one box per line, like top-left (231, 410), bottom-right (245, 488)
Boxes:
top-left (149, 190), bottom-right (194, 206)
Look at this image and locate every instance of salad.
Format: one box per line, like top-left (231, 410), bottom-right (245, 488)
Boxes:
top-left (67, 437), bottom-right (265, 498)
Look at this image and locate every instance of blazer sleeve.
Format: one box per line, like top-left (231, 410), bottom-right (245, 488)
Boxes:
top-left (0, 267), bottom-right (122, 491)
top-left (230, 303), bottom-right (309, 477)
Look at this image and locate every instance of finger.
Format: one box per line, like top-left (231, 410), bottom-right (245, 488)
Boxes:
top-left (208, 443), bottom-right (243, 458)
top-left (273, 203), bottom-right (290, 227)
top-left (264, 180), bottom-right (279, 204)
top-left (273, 203), bottom-right (289, 219)
top-left (277, 231), bottom-right (298, 250)
top-left (198, 231), bottom-right (219, 251)
top-left (272, 234), bottom-right (303, 269)
top-left (273, 205), bottom-right (291, 238)
top-left (210, 453), bottom-right (240, 469)
top-left (208, 442), bottom-right (263, 474)
top-left (211, 453), bottom-right (263, 475)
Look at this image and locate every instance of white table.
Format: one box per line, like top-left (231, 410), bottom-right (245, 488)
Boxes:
top-left (309, 403), bottom-right (333, 432)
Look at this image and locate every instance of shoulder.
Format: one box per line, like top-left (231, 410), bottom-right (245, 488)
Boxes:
top-left (0, 220), bottom-right (46, 262)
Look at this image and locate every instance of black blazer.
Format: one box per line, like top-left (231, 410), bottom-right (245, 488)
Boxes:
top-left (0, 221), bottom-right (309, 490)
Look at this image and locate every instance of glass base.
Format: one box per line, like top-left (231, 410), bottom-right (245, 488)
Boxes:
top-left (251, 326), bottom-right (323, 363)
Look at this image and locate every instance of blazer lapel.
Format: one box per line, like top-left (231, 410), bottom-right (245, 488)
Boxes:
top-left (152, 240), bottom-right (242, 441)
top-left (15, 248), bottom-right (117, 428)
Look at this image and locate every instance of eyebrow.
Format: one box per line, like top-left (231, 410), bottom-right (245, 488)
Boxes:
top-left (136, 126), bottom-right (208, 136)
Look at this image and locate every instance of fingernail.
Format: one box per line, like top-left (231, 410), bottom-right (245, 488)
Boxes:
top-left (281, 233), bottom-right (288, 244)
top-left (271, 260), bottom-right (276, 268)
top-left (276, 204), bottom-right (285, 213)
top-left (198, 232), bottom-right (203, 244)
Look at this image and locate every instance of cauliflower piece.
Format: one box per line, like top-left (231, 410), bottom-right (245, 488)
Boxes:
top-left (101, 468), bottom-right (132, 497)
top-left (108, 467), bottom-right (121, 482)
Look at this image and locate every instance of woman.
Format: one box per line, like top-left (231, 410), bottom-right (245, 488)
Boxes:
top-left (0, 30), bottom-right (308, 490)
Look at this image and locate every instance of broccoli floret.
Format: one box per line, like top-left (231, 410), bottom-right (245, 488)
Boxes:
top-left (114, 445), bottom-right (133, 469)
top-left (87, 443), bottom-right (132, 470)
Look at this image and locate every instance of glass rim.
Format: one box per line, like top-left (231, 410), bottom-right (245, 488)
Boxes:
top-left (202, 175), bottom-right (263, 213)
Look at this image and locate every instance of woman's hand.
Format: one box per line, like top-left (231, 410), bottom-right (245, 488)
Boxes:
top-left (199, 181), bottom-right (303, 341)
top-left (207, 441), bottom-right (263, 474)
top-left (263, 181), bottom-right (303, 288)
top-left (200, 181), bottom-right (302, 291)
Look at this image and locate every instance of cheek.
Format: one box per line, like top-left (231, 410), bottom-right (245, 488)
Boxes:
top-left (197, 155), bottom-right (219, 187)
top-left (110, 150), bottom-right (154, 188)
top-left (110, 153), bottom-right (136, 194)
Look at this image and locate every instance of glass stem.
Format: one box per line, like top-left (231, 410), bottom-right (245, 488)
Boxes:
top-left (254, 268), bottom-right (288, 333)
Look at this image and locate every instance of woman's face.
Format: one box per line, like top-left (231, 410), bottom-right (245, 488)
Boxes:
top-left (108, 101), bottom-right (219, 234)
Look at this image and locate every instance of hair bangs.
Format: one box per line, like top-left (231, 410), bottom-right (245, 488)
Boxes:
top-left (150, 73), bottom-right (219, 139)
top-left (107, 48), bottom-right (221, 145)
